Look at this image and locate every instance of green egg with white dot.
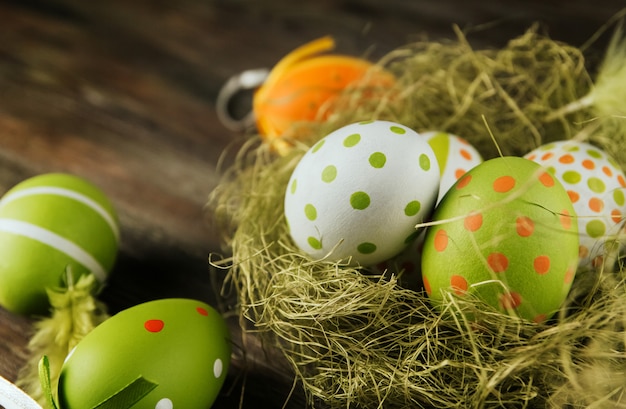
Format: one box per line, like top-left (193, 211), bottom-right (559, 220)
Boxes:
top-left (0, 173), bottom-right (119, 315)
top-left (58, 298), bottom-right (231, 409)
top-left (525, 140), bottom-right (626, 268)
top-left (284, 120), bottom-right (440, 266)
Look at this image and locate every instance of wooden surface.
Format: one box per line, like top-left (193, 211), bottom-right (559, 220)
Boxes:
top-left (0, 1), bottom-right (624, 408)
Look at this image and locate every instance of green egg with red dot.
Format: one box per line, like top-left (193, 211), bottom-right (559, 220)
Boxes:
top-left (421, 156), bottom-right (579, 322)
top-left (58, 298), bottom-right (231, 409)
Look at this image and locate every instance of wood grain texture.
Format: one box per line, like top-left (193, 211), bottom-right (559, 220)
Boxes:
top-left (0, 1), bottom-right (624, 407)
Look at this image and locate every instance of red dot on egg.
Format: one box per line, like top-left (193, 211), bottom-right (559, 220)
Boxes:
top-left (611, 209), bottom-right (623, 224)
top-left (619, 175), bottom-right (626, 188)
top-left (460, 149), bottom-right (472, 160)
top-left (493, 176), bottom-right (515, 193)
top-left (456, 174), bottom-right (472, 190)
top-left (145, 319), bottom-right (165, 333)
top-left (589, 197), bottom-right (604, 213)
top-left (499, 291), bottom-right (522, 310)
top-left (197, 306), bottom-right (209, 316)
top-left (533, 255), bottom-right (551, 275)
top-left (602, 166), bottom-right (613, 177)
top-left (539, 172), bottom-right (554, 188)
top-left (564, 266), bottom-right (575, 284)
top-left (582, 159), bottom-right (595, 170)
top-left (434, 229), bottom-right (449, 252)
top-left (559, 154), bottom-right (575, 164)
top-left (540, 152), bottom-right (553, 161)
top-left (533, 314), bottom-right (547, 324)
top-left (516, 216), bottom-right (534, 237)
top-left (487, 252), bottom-right (509, 273)
top-left (526, 153), bottom-right (537, 161)
top-left (567, 190), bottom-right (580, 203)
top-left (450, 275), bottom-right (468, 295)
top-left (454, 168), bottom-right (466, 179)
top-left (463, 212), bottom-right (483, 232)
top-left (560, 209), bottom-right (573, 230)
top-left (423, 276), bottom-right (432, 295)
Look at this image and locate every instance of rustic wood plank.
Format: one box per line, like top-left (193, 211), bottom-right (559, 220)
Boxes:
top-left (0, 0), bottom-right (624, 407)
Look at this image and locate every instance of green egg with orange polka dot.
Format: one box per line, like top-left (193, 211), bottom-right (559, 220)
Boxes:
top-left (284, 120), bottom-right (440, 266)
top-left (421, 156), bottom-right (579, 322)
top-left (58, 298), bottom-right (231, 409)
top-left (0, 173), bottom-right (119, 315)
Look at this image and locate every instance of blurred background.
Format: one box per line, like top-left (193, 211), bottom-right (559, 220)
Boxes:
top-left (0, 1), bottom-right (624, 407)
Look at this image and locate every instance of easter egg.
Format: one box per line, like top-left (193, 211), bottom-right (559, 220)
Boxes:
top-left (253, 36), bottom-right (395, 154)
top-left (421, 156), bottom-right (579, 322)
top-left (0, 173), bottom-right (119, 315)
top-left (58, 298), bottom-right (231, 409)
top-left (284, 120), bottom-right (440, 266)
top-left (422, 131), bottom-right (484, 203)
top-left (524, 140), bottom-right (626, 268)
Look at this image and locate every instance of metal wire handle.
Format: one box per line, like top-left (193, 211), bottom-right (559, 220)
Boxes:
top-left (215, 68), bottom-right (269, 132)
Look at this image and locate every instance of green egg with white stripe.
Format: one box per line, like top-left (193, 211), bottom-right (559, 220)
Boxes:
top-left (0, 173), bottom-right (119, 315)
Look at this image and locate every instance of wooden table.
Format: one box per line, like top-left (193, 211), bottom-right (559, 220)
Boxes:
top-left (0, 1), bottom-right (624, 407)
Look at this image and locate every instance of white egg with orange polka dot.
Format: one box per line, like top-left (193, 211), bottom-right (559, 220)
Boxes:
top-left (284, 120), bottom-right (440, 266)
top-left (525, 140), bottom-right (626, 268)
top-left (422, 131), bottom-right (484, 204)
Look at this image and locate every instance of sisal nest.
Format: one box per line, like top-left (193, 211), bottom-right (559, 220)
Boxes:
top-left (208, 23), bottom-right (626, 408)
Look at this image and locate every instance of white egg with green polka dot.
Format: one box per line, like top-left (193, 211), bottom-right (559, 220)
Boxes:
top-left (525, 140), bottom-right (626, 268)
top-left (284, 120), bottom-right (440, 266)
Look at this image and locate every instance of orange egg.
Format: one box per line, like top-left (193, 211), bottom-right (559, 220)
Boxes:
top-left (253, 36), bottom-right (395, 154)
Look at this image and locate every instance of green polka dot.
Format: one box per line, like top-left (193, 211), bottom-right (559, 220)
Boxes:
top-left (547, 166), bottom-right (556, 175)
top-left (307, 236), bottom-right (322, 250)
top-left (562, 170), bottom-right (582, 184)
top-left (357, 242), bottom-right (377, 254)
top-left (404, 200), bottom-right (421, 216)
top-left (540, 143), bottom-right (555, 151)
top-left (290, 179), bottom-right (297, 194)
top-left (359, 120), bottom-right (375, 125)
top-left (614, 189), bottom-right (625, 206)
top-left (350, 191), bottom-right (370, 210)
top-left (564, 145), bottom-right (580, 152)
top-left (304, 204), bottom-right (317, 221)
top-left (586, 220), bottom-right (606, 238)
top-left (390, 125), bottom-right (406, 135)
top-left (608, 156), bottom-right (620, 168)
top-left (312, 139), bottom-right (325, 153)
top-left (322, 165), bottom-right (337, 183)
top-left (419, 154), bottom-right (431, 171)
top-left (587, 149), bottom-right (602, 159)
top-left (587, 177), bottom-right (606, 193)
top-left (344, 133), bottom-right (361, 147)
top-left (369, 152), bottom-right (386, 168)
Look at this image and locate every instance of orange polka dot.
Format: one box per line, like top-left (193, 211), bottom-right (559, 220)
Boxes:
top-left (541, 152), bottom-right (554, 161)
top-left (487, 252), bottom-right (509, 273)
top-left (516, 216), bottom-right (534, 237)
top-left (589, 197), bottom-right (604, 213)
top-left (560, 209), bottom-right (573, 230)
top-left (611, 209), bottom-right (623, 224)
top-left (456, 174), bottom-right (472, 189)
top-left (539, 172), bottom-right (554, 187)
top-left (564, 266), bottom-right (575, 284)
top-left (464, 212), bottom-right (483, 232)
top-left (460, 149), bottom-right (472, 160)
top-left (533, 255), bottom-right (551, 275)
top-left (423, 276), bottom-right (431, 295)
top-left (559, 154), bottom-right (575, 164)
top-left (499, 292), bottom-right (522, 310)
top-left (526, 153), bottom-right (537, 161)
top-left (579, 245), bottom-right (589, 259)
top-left (450, 275), bottom-right (468, 295)
top-left (619, 175), bottom-right (626, 188)
top-left (493, 175), bottom-right (516, 193)
top-left (602, 166), bottom-right (613, 177)
top-left (533, 314), bottom-right (547, 324)
top-left (582, 159), bottom-right (595, 170)
top-left (454, 168), bottom-right (466, 179)
top-left (434, 229), bottom-right (448, 252)
top-left (567, 190), bottom-right (580, 203)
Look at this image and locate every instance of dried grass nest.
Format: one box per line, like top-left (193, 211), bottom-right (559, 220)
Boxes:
top-left (208, 23), bottom-right (626, 409)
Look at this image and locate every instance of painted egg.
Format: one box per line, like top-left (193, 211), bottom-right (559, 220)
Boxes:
top-left (421, 156), bottom-right (579, 322)
top-left (371, 132), bottom-right (483, 288)
top-left (284, 120), bottom-right (440, 266)
top-left (58, 298), bottom-right (231, 409)
top-left (0, 173), bottom-right (119, 315)
top-left (422, 131), bottom-right (484, 203)
top-left (253, 36), bottom-right (395, 155)
top-left (524, 140), bottom-right (626, 268)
